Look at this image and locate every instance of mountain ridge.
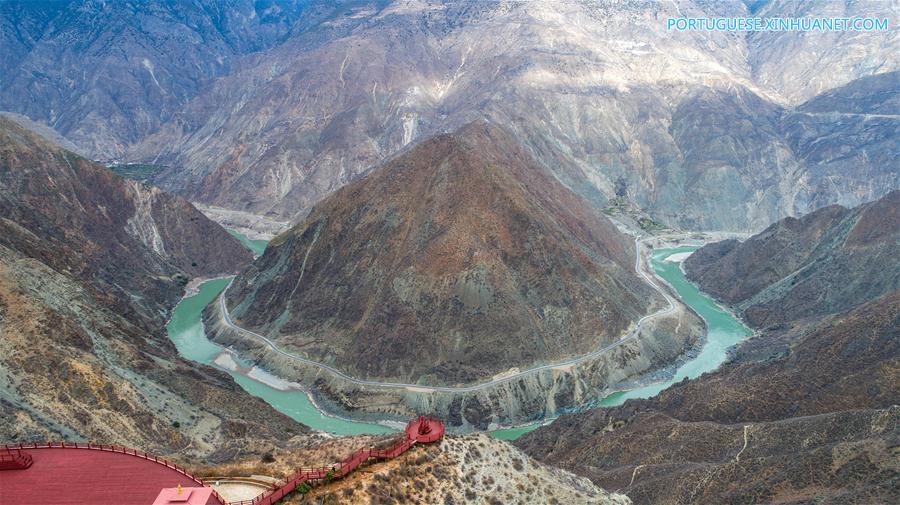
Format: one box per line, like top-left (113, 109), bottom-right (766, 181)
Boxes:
top-left (0, 117), bottom-right (308, 461)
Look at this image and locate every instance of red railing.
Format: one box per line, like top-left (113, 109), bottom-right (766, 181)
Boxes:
top-left (3, 417), bottom-right (444, 505)
top-left (224, 417), bottom-right (443, 505)
top-left (1, 442), bottom-right (227, 504)
top-left (0, 449), bottom-right (33, 470)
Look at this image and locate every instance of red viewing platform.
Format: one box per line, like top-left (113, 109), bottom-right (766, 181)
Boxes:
top-left (0, 443), bottom-right (221, 505)
top-left (0, 416), bottom-right (445, 505)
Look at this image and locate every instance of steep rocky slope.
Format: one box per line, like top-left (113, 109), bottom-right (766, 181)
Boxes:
top-left (198, 433), bottom-right (630, 504)
top-left (0, 118), bottom-right (306, 460)
top-left (124, 0), bottom-right (897, 230)
top-left (515, 196), bottom-right (900, 504)
top-left (220, 122), bottom-right (660, 384)
top-left (517, 293), bottom-right (899, 504)
top-left (0, 0), bottom-right (310, 160)
top-left (0, 117), bottom-right (253, 329)
top-left (684, 190), bottom-right (899, 327)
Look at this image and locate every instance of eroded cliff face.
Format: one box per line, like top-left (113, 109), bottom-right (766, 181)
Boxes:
top-left (0, 118), bottom-right (306, 460)
top-left (0, 246), bottom-right (305, 461)
top-left (123, 0), bottom-right (897, 231)
top-left (205, 290), bottom-right (701, 430)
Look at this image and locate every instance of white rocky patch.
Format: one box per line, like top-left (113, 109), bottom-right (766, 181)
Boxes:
top-left (142, 58), bottom-right (165, 94)
top-left (665, 251), bottom-right (693, 263)
top-left (124, 183), bottom-right (166, 256)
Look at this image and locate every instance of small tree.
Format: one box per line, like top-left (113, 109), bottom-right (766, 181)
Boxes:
top-left (614, 176), bottom-right (628, 198)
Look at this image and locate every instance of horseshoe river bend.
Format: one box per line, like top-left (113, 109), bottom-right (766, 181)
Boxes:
top-left (166, 234), bottom-right (750, 440)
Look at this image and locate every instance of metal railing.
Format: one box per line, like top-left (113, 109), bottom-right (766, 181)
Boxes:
top-left (224, 417), bottom-right (443, 505)
top-left (0, 448), bottom-right (33, 470)
top-left (3, 417), bottom-right (444, 505)
top-left (1, 442), bottom-right (227, 504)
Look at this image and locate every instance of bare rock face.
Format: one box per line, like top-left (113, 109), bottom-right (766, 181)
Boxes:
top-left (223, 122), bottom-right (660, 384)
top-left (0, 117), bottom-right (253, 328)
top-left (684, 190), bottom-right (900, 327)
top-left (747, 0), bottom-right (898, 104)
top-left (122, 0), bottom-right (897, 231)
top-left (0, 117), bottom-right (305, 460)
top-left (0, 0), bottom-right (309, 160)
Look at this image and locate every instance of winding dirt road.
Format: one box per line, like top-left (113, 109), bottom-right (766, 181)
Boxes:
top-left (216, 235), bottom-right (681, 393)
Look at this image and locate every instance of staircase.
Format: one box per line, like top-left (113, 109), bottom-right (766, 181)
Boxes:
top-left (0, 449), bottom-right (33, 471)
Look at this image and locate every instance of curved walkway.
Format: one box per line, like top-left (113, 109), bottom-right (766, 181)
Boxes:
top-left (217, 236), bottom-right (679, 393)
top-left (230, 417), bottom-right (444, 505)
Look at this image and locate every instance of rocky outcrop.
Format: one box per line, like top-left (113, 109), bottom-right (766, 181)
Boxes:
top-left (199, 433), bottom-right (631, 504)
top-left (684, 190), bottom-right (899, 327)
top-left (0, 117), bottom-right (306, 461)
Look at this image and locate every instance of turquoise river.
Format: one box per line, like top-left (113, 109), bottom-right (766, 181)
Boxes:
top-left (166, 240), bottom-right (750, 440)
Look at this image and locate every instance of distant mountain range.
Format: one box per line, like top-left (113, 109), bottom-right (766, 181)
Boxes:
top-left (2, 0), bottom-right (897, 231)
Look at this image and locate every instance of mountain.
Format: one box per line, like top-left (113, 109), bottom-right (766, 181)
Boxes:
top-left (0, 0), bottom-right (310, 160)
top-left (515, 193), bottom-right (900, 504)
top-left (217, 122), bottom-right (661, 384)
top-left (0, 117), bottom-right (306, 460)
top-left (121, 0), bottom-right (897, 231)
top-left (0, 116), bottom-right (256, 329)
top-left (684, 190), bottom-right (899, 327)
top-left (516, 293), bottom-right (899, 504)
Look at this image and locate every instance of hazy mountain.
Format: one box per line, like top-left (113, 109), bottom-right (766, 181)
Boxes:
top-left (219, 122), bottom-right (660, 383)
top-left (516, 192), bottom-right (900, 504)
top-left (0, 0), bottom-right (311, 160)
top-left (0, 117), bottom-right (305, 460)
top-left (121, 0), bottom-right (897, 231)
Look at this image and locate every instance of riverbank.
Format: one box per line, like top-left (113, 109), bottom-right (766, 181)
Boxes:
top-left (168, 231), bottom-right (751, 440)
top-left (166, 277), bottom-right (395, 436)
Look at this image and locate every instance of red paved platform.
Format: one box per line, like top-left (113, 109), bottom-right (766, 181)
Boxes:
top-left (0, 444), bottom-right (223, 505)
